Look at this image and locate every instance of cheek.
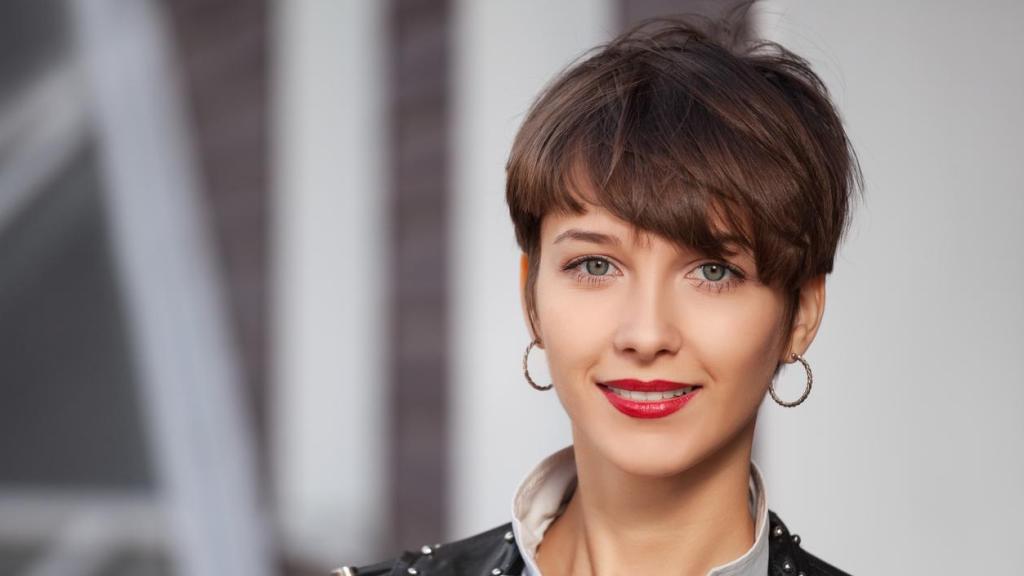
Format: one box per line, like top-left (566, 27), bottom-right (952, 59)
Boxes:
top-left (689, 290), bottom-right (784, 391)
top-left (533, 272), bottom-right (618, 392)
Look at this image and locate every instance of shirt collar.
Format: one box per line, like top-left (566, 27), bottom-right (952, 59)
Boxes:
top-left (510, 445), bottom-right (770, 576)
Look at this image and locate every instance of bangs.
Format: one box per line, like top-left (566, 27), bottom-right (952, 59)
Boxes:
top-left (559, 128), bottom-right (763, 269)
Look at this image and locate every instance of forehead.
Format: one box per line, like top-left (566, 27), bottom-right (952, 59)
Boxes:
top-left (542, 203), bottom-right (653, 246)
top-left (541, 202), bottom-right (749, 257)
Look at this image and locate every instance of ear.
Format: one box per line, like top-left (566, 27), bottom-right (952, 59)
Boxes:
top-left (783, 274), bottom-right (826, 362)
top-left (519, 253), bottom-right (542, 346)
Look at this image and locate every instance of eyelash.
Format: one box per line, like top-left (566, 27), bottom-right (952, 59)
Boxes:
top-left (561, 256), bottom-right (746, 293)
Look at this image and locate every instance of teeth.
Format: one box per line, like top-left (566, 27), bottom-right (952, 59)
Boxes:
top-left (607, 386), bottom-right (694, 401)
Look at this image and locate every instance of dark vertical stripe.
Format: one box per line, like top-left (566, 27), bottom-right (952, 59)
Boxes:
top-left (620, 0), bottom-right (754, 37)
top-left (389, 0), bottom-right (451, 552)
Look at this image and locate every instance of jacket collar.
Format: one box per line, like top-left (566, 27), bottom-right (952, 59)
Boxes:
top-left (336, 509), bottom-right (846, 576)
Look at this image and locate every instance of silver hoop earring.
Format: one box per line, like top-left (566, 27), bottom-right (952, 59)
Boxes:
top-left (523, 338), bottom-right (553, 391)
top-left (770, 353), bottom-right (813, 407)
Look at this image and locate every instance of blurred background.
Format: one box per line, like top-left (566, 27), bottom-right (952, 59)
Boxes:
top-left (1, 0), bottom-right (1022, 575)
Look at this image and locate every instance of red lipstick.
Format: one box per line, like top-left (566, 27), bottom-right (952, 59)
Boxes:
top-left (599, 379), bottom-right (701, 419)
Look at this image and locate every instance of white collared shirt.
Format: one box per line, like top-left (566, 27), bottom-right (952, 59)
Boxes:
top-left (510, 445), bottom-right (770, 576)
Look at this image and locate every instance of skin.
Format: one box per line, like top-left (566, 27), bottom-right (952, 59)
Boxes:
top-left (519, 201), bottom-right (826, 576)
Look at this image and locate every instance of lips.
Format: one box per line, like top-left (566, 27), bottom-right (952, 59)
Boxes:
top-left (598, 379), bottom-right (702, 419)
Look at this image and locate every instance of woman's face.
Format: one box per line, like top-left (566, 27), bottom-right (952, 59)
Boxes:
top-left (528, 202), bottom-right (794, 477)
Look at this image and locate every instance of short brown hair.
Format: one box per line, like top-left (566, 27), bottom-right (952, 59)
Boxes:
top-left (506, 16), bottom-right (861, 342)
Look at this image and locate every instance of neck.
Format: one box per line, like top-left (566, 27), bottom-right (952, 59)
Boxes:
top-left (541, 417), bottom-right (758, 576)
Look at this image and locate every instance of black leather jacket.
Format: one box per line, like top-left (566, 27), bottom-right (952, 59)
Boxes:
top-left (334, 510), bottom-right (852, 575)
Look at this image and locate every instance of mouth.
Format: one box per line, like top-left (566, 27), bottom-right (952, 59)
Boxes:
top-left (597, 379), bottom-right (702, 419)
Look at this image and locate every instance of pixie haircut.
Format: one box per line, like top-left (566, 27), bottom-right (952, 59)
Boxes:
top-left (506, 16), bottom-right (861, 343)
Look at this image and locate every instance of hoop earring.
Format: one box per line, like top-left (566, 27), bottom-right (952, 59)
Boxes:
top-left (770, 353), bottom-right (813, 407)
top-left (523, 338), bottom-right (553, 391)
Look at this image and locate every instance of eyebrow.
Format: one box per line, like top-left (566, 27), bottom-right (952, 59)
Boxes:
top-left (552, 227), bottom-right (754, 260)
top-left (552, 229), bottom-right (622, 247)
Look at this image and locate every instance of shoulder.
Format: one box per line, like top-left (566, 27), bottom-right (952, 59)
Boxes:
top-left (768, 510), bottom-right (853, 576)
top-left (333, 522), bottom-right (522, 576)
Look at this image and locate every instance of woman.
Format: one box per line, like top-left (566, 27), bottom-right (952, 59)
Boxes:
top-left (337, 15), bottom-right (859, 576)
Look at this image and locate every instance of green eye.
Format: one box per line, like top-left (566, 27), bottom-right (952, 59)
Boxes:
top-left (701, 263), bottom-right (727, 281)
top-left (585, 259), bottom-right (611, 275)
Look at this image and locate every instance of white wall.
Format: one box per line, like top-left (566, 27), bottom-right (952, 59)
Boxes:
top-left (450, 0), bottom-right (615, 537)
top-left (273, 0), bottom-right (388, 566)
top-left (756, 1), bottom-right (1024, 573)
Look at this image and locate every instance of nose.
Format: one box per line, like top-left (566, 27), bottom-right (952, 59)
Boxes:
top-left (611, 278), bottom-right (682, 362)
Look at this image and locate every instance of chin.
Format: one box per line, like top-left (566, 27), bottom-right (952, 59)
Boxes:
top-left (594, 429), bottom-right (707, 478)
